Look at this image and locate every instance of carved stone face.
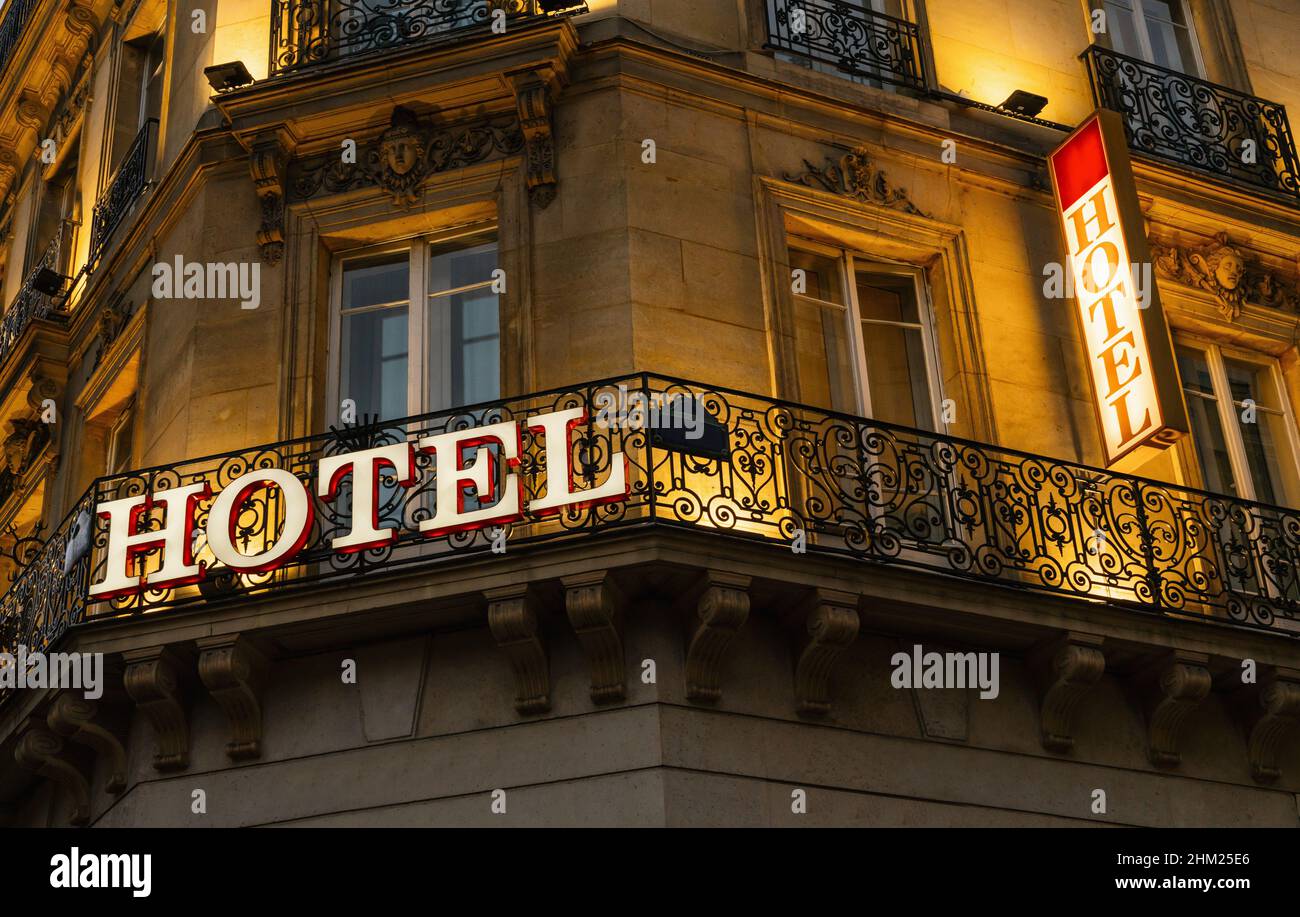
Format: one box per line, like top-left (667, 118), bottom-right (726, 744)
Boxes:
top-left (1214, 251), bottom-right (1245, 290)
top-left (381, 131), bottom-right (421, 177)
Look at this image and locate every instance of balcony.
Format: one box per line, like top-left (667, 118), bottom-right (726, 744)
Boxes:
top-left (1083, 45), bottom-right (1300, 204)
top-left (4, 373), bottom-right (1300, 707)
top-left (764, 0), bottom-right (927, 90)
top-left (269, 0), bottom-right (587, 75)
top-left (0, 220), bottom-right (73, 372)
top-left (88, 119), bottom-right (157, 265)
top-left (0, 0), bottom-right (38, 82)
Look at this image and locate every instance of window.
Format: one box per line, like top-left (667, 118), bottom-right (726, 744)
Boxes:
top-left (105, 401), bottom-right (135, 476)
top-left (1096, 0), bottom-right (1204, 75)
top-left (789, 242), bottom-right (945, 430)
top-left (331, 231), bottom-right (500, 424)
top-left (108, 29), bottom-right (164, 174)
top-left (1175, 340), bottom-right (1300, 507)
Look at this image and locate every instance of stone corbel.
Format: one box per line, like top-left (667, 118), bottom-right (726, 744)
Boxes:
top-left (790, 589), bottom-right (860, 717)
top-left (122, 645), bottom-right (193, 771)
top-left (486, 585), bottom-right (549, 714)
top-left (1139, 650), bottom-right (1211, 768)
top-left (1238, 666), bottom-right (1300, 783)
top-left (248, 132), bottom-right (290, 265)
top-left (507, 66), bottom-right (561, 208)
top-left (15, 90), bottom-right (48, 135)
top-left (14, 719), bottom-right (90, 825)
top-left (197, 635), bottom-right (271, 761)
top-left (685, 572), bottom-right (751, 703)
top-left (562, 571), bottom-right (625, 704)
top-left (1031, 633), bottom-right (1106, 753)
top-left (47, 689), bottom-right (128, 794)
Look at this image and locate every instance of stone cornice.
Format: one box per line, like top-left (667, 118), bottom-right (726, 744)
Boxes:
top-left (212, 18), bottom-right (580, 160)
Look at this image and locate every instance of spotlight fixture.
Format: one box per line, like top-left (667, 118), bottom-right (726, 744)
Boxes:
top-left (204, 61), bottom-right (254, 93)
top-left (538, 0), bottom-right (585, 13)
top-left (32, 267), bottom-right (68, 296)
top-left (998, 90), bottom-right (1049, 118)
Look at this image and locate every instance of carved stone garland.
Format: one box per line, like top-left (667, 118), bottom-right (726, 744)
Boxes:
top-left (785, 146), bottom-right (928, 216)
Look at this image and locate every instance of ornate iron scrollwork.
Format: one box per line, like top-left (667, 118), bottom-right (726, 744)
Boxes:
top-left (1083, 45), bottom-right (1300, 202)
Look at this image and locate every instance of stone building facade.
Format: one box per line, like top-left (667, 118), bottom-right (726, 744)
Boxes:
top-left (1, 0), bottom-right (1300, 826)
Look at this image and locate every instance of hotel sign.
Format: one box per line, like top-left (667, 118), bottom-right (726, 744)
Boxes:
top-left (88, 407), bottom-right (629, 600)
top-left (1048, 110), bottom-right (1187, 469)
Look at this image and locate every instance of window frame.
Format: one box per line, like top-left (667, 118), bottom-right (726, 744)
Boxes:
top-left (325, 222), bottom-right (500, 430)
top-left (1175, 333), bottom-right (1300, 506)
top-left (788, 235), bottom-right (948, 433)
top-left (1096, 0), bottom-right (1208, 78)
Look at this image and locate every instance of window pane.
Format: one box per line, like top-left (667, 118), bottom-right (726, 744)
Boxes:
top-left (341, 256), bottom-right (410, 422)
top-left (1176, 345), bottom-right (1215, 396)
top-left (450, 285), bottom-right (500, 407)
top-left (1144, 16), bottom-right (1197, 72)
top-left (343, 307), bottom-right (409, 421)
top-left (429, 241), bottom-right (497, 295)
top-left (427, 240), bottom-right (500, 412)
top-left (860, 322), bottom-right (933, 430)
top-left (1224, 358), bottom-right (1299, 505)
top-left (1177, 347), bottom-right (1238, 495)
top-left (1224, 358), bottom-right (1280, 411)
top-left (1102, 1), bottom-right (1143, 57)
top-left (793, 297), bottom-right (856, 413)
top-left (790, 249), bottom-right (846, 306)
top-left (343, 257), bottom-right (408, 310)
top-left (855, 270), bottom-right (921, 325)
top-left (857, 273), bottom-right (933, 430)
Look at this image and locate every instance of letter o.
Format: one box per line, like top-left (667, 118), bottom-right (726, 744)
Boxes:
top-left (206, 468), bottom-right (313, 572)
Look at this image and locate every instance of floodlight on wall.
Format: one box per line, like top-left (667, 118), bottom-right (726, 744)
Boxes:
top-left (998, 90), bottom-right (1049, 118)
top-left (204, 61), bottom-right (254, 93)
top-left (32, 267), bottom-right (68, 296)
top-left (538, 0), bottom-right (585, 13)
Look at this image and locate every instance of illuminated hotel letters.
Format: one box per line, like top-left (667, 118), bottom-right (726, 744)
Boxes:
top-left (1048, 110), bottom-right (1187, 468)
top-left (88, 409), bottom-right (630, 599)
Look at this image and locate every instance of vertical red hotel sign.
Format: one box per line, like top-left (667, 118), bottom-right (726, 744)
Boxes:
top-left (1048, 109), bottom-right (1187, 469)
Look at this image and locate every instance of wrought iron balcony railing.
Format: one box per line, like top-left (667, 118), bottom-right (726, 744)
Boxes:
top-left (89, 119), bottom-right (158, 264)
top-left (269, 0), bottom-right (586, 75)
top-left (1083, 45), bottom-right (1300, 203)
top-left (0, 219), bottom-right (74, 371)
top-left (0, 0), bottom-right (39, 84)
top-left (765, 0), bottom-right (926, 90)
top-left (4, 372), bottom-right (1300, 704)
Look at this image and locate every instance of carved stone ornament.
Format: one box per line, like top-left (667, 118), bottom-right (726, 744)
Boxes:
top-left (785, 146), bottom-right (927, 216)
top-left (508, 71), bottom-right (558, 208)
top-left (685, 572), bottom-right (751, 703)
top-left (289, 108), bottom-right (525, 207)
top-left (1151, 232), bottom-right (1300, 320)
top-left (485, 585), bottom-right (550, 715)
top-left (249, 134), bottom-right (289, 265)
top-left (1031, 632), bottom-right (1106, 753)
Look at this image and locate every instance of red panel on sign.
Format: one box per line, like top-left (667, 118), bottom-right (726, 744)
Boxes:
top-left (1049, 116), bottom-right (1108, 210)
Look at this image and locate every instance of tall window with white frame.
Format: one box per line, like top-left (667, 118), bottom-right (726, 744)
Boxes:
top-left (330, 229), bottom-right (501, 536)
top-left (332, 230), bottom-right (500, 425)
top-left (1175, 340), bottom-right (1300, 508)
top-left (1093, 0), bottom-right (1205, 75)
top-left (789, 240), bottom-right (946, 430)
